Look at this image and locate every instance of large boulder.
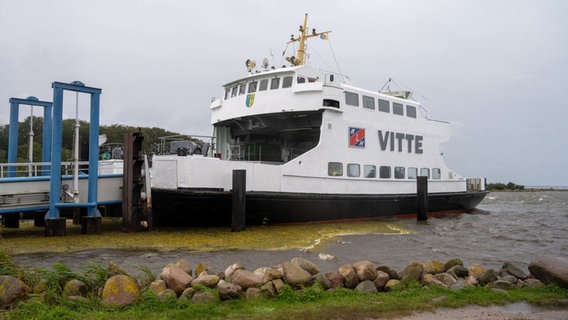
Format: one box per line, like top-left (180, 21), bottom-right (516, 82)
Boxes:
top-left (107, 261), bottom-right (131, 277)
top-left (62, 279), bottom-right (87, 298)
top-left (191, 273), bottom-right (220, 288)
top-left (102, 275), bottom-right (140, 307)
top-left (291, 257), bottom-right (321, 275)
top-left (447, 265), bottom-right (469, 278)
top-left (400, 262), bottom-right (423, 281)
top-left (160, 263), bottom-right (193, 296)
top-left (422, 274), bottom-right (446, 287)
top-left (528, 256), bottom-right (568, 288)
top-left (225, 263), bottom-right (246, 282)
top-left (217, 280), bottom-right (242, 300)
top-left (500, 262), bottom-right (528, 280)
top-left (311, 273), bottom-right (331, 290)
top-left (443, 258), bottom-right (464, 272)
top-left (0, 275), bottom-right (30, 309)
top-left (192, 290), bottom-right (217, 304)
top-left (254, 267), bottom-right (283, 283)
top-left (355, 280), bottom-right (378, 294)
top-left (149, 279), bottom-right (167, 295)
top-left (338, 264), bottom-right (358, 288)
top-left (283, 261), bottom-right (313, 287)
top-left (352, 261), bottom-right (378, 282)
top-left (477, 269), bottom-right (498, 286)
top-left (231, 269), bottom-right (262, 289)
top-left (468, 263), bottom-right (486, 279)
top-left (373, 270), bottom-right (390, 290)
top-left (422, 261), bottom-right (445, 275)
top-left (325, 272), bottom-right (344, 289)
top-left (175, 259), bottom-right (193, 277)
top-left (377, 264), bottom-right (399, 280)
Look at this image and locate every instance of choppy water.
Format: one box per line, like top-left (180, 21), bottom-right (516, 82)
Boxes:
top-left (13, 191), bottom-right (568, 274)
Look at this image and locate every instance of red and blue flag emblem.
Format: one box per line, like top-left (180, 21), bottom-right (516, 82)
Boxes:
top-left (349, 127), bottom-right (365, 148)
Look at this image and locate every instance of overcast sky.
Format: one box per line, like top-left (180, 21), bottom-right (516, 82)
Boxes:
top-left (1, 0), bottom-right (567, 187)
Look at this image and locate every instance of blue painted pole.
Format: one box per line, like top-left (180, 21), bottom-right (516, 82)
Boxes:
top-left (41, 104), bottom-right (52, 176)
top-left (87, 92), bottom-right (101, 217)
top-left (7, 102), bottom-right (19, 177)
top-left (47, 86), bottom-right (64, 220)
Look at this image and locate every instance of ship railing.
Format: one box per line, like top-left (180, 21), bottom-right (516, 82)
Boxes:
top-left (466, 178), bottom-right (486, 192)
top-left (154, 134), bottom-right (217, 157)
top-left (0, 161), bottom-right (94, 178)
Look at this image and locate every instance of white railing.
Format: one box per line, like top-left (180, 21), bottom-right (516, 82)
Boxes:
top-left (0, 161), bottom-right (92, 178)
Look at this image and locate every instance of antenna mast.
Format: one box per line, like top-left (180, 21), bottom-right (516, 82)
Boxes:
top-left (287, 14), bottom-right (330, 66)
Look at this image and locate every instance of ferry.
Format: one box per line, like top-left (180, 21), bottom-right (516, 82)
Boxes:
top-left (150, 14), bottom-right (487, 226)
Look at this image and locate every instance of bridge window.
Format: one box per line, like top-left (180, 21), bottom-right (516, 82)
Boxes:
top-left (248, 81), bottom-right (257, 93)
top-left (394, 166), bottom-right (405, 179)
top-left (347, 163), bottom-right (360, 177)
top-left (323, 99), bottom-right (340, 108)
top-left (231, 86), bottom-right (238, 97)
top-left (259, 79), bottom-right (269, 91)
top-left (379, 166), bottom-right (391, 179)
top-left (408, 167), bottom-right (417, 179)
top-left (364, 165), bottom-right (376, 178)
top-left (406, 105), bottom-right (417, 118)
top-left (432, 168), bottom-right (441, 179)
top-left (238, 84), bottom-right (246, 95)
top-left (393, 102), bottom-right (404, 115)
top-left (345, 91), bottom-right (359, 106)
top-left (270, 78), bottom-right (280, 89)
top-left (224, 88), bottom-right (230, 100)
top-left (362, 95), bottom-right (375, 110)
top-left (328, 162), bottom-right (343, 176)
top-left (283, 76), bottom-right (293, 88)
top-left (378, 99), bottom-right (390, 113)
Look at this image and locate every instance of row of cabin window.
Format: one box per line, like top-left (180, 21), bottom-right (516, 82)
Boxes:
top-left (344, 91), bottom-right (417, 118)
top-left (328, 162), bottom-right (441, 179)
top-left (225, 75), bottom-right (317, 100)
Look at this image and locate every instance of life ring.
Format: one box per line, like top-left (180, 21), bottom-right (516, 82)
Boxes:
top-left (101, 152), bottom-right (111, 160)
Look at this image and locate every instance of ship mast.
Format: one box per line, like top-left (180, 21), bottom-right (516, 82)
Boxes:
top-left (287, 14), bottom-right (330, 66)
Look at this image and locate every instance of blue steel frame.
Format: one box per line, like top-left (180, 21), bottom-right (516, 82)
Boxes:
top-left (7, 97), bottom-right (53, 177)
top-left (46, 81), bottom-right (102, 220)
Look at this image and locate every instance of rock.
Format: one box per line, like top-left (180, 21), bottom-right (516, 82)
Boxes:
top-left (225, 263), bottom-right (246, 282)
top-left (450, 280), bottom-right (469, 290)
top-left (311, 273), bottom-right (331, 290)
top-left (466, 275), bottom-right (479, 286)
top-left (422, 274), bottom-right (446, 287)
top-left (373, 271), bottom-right (390, 290)
top-left (423, 261), bottom-right (445, 275)
top-left (434, 273), bottom-right (457, 287)
top-left (158, 289), bottom-right (177, 301)
top-left (501, 275), bottom-right (518, 285)
top-left (443, 258), bottom-right (464, 271)
top-left (291, 257), bottom-right (321, 275)
top-left (272, 279), bottom-right (286, 294)
top-left (377, 264), bottom-right (399, 280)
top-left (468, 263), bottom-right (486, 279)
top-left (528, 256), bottom-right (568, 288)
top-left (62, 279), bottom-right (87, 298)
top-left (352, 261), bottom-right (378, 282)
top-left (192, 291), bottom-right (217, 304)
top-left (491, 288), bottom-right (509, 295)
top-left (500, 262), bottom-right (528, 280)
top-left (487, 280), bottom-right (515, 290)
top-left (191, 274), bottom-right (220, 288)
top-left (355, 280), bottom-right (378, 294)
top-left (246, 287), bottom-right (263, 300)
top-left (260, 281), bottom-right (277, 298)
top-left (384, 279), bottom-right (400, 291)
top-left (283, 261), bottom-right (313, 287)
top-left (160, 263), bottom-right (193, 296)
top-left (522, 278), bottom-right (545, 288)
top-left (102, 275), bottom-right (141, 307)
top-left (231, 269), bottom-right (262, 289)
top-left (217, 280), bottom-right (242, 300)
top-left (175, 259), bottom-right (193, 277)
top-left (400, 262), bottom-right (424, 281)
top-left (194, 263), bottom-right (209, 277)
top-left (0, 275), bottom-right (30, 309)
top-left (149, 279), bottom-right (167, 295)
top-left (254, 267), bottom-right (283, 283)
top-left (325, 272), bottom-right (344, 289)
top-left (447, 265), bottom-right (469, 278)
top-left (478, 269), bottom-right (498, 286)
top-left (338, 264), bottom-right (358, 289)
top-left (107, 261), bottom-right (130, 277)
top-left (318, 253), bottom-right (335, 261)
top-left (180, 287), bottom-right (196, 300)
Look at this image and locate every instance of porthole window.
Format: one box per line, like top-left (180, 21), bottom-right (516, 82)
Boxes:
top-left (394, 166), bottom-right (405, 179)
top-left (408, 167), bottom-right (418, 179)
top-left (432, 168), bottom-right (441, 179)
top-left (328, 162), bottom-right (343, 176)
top-left (420, 168), bottom-right (430, 178)
top-left (379, 166), bottom-right (391, 179)
top-left (347, 163), bottom-right (360, 177)
top-left (364, 165), bottom-right (376, 178)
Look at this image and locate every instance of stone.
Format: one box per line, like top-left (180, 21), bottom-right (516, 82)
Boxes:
top-left (384, 279), bottom-right (400, 291)
top-left (422, 261), bottom-right (445, 275)
top-left (501, 275), bottom-right (518, 285)
top-left (175, 259), bottom-right (193, 277)
top-left (62, 279), bottom-right (87, 298)
top-left (192, 291), bottom-right (217, 304)
top-left (353, 261), bottom-right (378, 282)
top-left (254, 267), bottom-right (283, 283)
top-left (338, 264), bottom-right (358, 289)
top-left (283, 261), bottom-right (313, 287)
top-left (231, 269), bottom-right (262, 289)
top-left (180, 287), bottom-right (196, 300)
top-left (157, 289), bottom-right (177, 301)
top-left (225, 263), bottom-right (246, 282)
top-left (355, 280), bottom-right (378, 294)
top-left (478, 269), bottom-right (498, 286)
top-left (311, 273), bottom-right (331, 290)
top-left (102, 275), bottom-right (141, 307)
top-left (400, 262), bottom-right (424, 281)
top-left (218, 280), bottom-right (242, 300)
top-left (528, 256), bottom-right (568, 288)
top-left (246, 287), bottom-right (263, 300)
top-left (443, 258), bottom-right (464, 272)
top-left (191, 274), bottom-right (220, 288)
top-left (499, 262), bottom-right (528, 280)
top-left (149, 279), bottom-right (167, 295)
top-left (447, 265), bottom-right (469, 278)
top-left (468, 263), bottom-right (486, 279)
top-left (325, 272), bottom-right (344, 289)
top-left (272, 279), bottom-right (286, 294)
top-left (487, 280), bottom-right (515, 290)
top-left (434, 273), bottom-right (457, 287)
top-left (107, 261), bottom-right (131, 277)
top-left (450, 280), bottom-right (469, 290)
top-left (194, 263), bottom-right (209, 277)
top-left (260, 281), bottom-right (277, 298)
top-left (160, 263), bottom-right (193, 296)
top-left (491, 288), bottom-right (509, 295)
top-left (422, 274), bottom-right (446, 287)
top-left (466, 275), bottom-right (479, 286)
top-left (291, 257), bottom-right (321, 275)
top-left (377, 264), bottom-right (399, 280)
top-left (522, 278), bottom-right (545, 288)
top-left (0, 275), bottom-right (30, 309)
top-left (373, 270), bottom-right (390, 290)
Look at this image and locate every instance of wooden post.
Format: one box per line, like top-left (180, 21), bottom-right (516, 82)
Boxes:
top-left (232, 170), bottom-right (246, 232)
top-left (417, 176), bottom-right (428, 221)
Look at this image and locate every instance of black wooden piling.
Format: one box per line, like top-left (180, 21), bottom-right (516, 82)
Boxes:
top-left (2, 213), bottom-right (20, 228)
top-left (417, 176), bottom-right (428, 221)
top-left (231, 170), bottom-right (246, 232)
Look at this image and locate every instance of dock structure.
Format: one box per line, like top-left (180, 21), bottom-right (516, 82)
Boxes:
top-left (0, 81), bottom-right (147, 236)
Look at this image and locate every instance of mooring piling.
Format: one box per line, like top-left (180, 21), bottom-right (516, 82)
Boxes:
top-left (417, 176), bottom-right (428, 221)
top-left (231, 169), bottom-right (246, 232)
